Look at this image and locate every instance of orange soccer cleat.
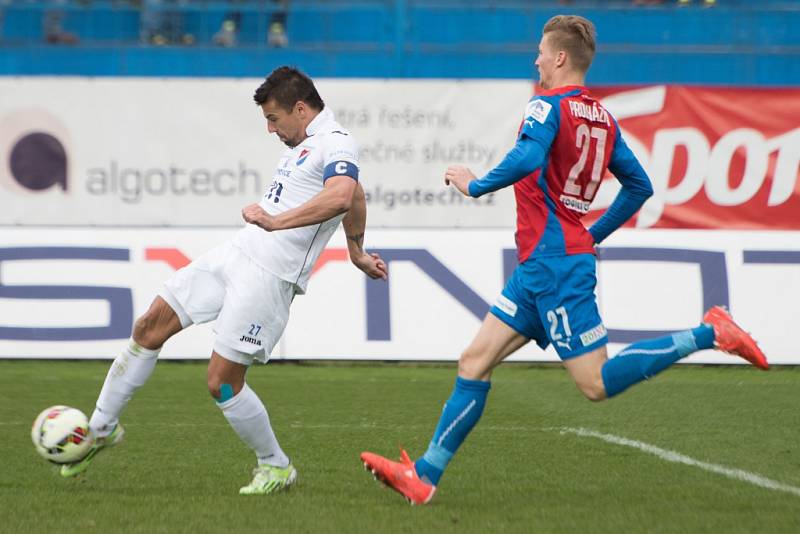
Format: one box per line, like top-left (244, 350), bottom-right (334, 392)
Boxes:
top-left (703, 306), bottom-right (769, 370)
top-left (360, 448), bottom-right (436, 505)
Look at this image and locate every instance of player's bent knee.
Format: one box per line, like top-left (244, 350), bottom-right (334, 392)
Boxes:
top-left (207, 380), bottom-right (223, 401)
top-left (577, 380), bottom-right (608, 402)
top-left (458, 347), bottom-right (490, 380)
top-left (132, 298), bottom-right (183, 350)
top-left (207, 376), bottom-right (239, 402)
top-left (207, 380), bottom-right (221, 400)
top-left (207, 354), bottom-right (246, 402)
top-left (132, 315), bottom-right (161, 349)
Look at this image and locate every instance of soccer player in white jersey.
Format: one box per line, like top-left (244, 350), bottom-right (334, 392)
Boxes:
top-left (59, 66), bottom-right (388, 495)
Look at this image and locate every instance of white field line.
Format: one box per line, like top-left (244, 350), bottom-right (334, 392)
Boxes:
top-left (10, 417), bottom-right (800, 498)
top-left (560, 426), bottom-right (800, 499)
top-left (2, 421), bottom-right (542, 430)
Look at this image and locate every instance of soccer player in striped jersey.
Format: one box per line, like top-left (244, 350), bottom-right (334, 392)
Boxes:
top-left (361, 14), bottom-right (768, 505)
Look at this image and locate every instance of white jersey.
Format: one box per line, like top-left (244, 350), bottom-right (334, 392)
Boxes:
top-left (233, 107), bottom-right (359, 293)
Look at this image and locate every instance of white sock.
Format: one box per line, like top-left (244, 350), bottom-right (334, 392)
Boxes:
top-left (89, 339), bottom-right (160, 437)
top-left (217, 383), bottom-right (290, 468)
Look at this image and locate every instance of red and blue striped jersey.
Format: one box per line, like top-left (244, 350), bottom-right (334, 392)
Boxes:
top-left (512, 85), bottom-right (651, 262)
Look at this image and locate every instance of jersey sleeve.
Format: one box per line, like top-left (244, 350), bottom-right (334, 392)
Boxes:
top-left (466, 96), bottom-right (559, 197)
top-left (468, 136), bottom-right (547, 197)
top-left (606, 126), bottom-right (651, 193)
top-left (322, 131), bottom-right (360, 183)
top-left (588, 124), bottom-right (654, 244)
top-left (519, 96), bottom-right (559, 151)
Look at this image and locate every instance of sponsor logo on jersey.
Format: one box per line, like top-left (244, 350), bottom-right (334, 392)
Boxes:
top-left (559, 194), bottom-right (591, 214)
top-left (296, 149), bottom-right (311, 166)
top-left (525, 99), bottom-right (553, 126)
top-left (239, 334), bottom-right (262, 346)
top-left (579, 324), bottom-right (607, 346)
top-left (495, 294), bottom-right (518, 317)
top-left (329, 148), bottom-right (357, 160)
top-left (568, 100), bottom-right (610, 126)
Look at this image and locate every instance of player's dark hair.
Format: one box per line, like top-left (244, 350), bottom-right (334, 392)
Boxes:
top-left (543, 15), bottom-right (597, 73)
top-left (253, 66), bottom-right (325, 111)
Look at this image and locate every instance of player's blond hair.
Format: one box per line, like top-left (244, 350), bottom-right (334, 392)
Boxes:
top-left (543, 15), bottom-right (597, 73)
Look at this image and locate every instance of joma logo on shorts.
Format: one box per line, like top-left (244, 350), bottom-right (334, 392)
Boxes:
top-left (239, 335), bottom-right (262, 346)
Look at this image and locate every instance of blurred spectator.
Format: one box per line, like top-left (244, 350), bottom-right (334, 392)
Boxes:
top-left (140, 0), bottom-right (194, 45)
top-left (213, 0), bottom-right (289, 48)
top-left (268, 0), bottom-right (288, 48)
top-left (213, 16), bottom-right (238, 47)
top-left (213, 0), bottom-right (243, 47)
top-left (44, 0), bottom-right (79, 44)
top-left (634, 0), bottom-right (717, 4)
top-left (0, 1), bottom-right (6, 43)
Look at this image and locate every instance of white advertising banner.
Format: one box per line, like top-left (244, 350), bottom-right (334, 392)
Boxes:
top-left (0, 227), bottom-right (796, 364)
top-left (3, 79), bottom-right (798, 231)
top-left (0, 77), bottom-right (526, 228)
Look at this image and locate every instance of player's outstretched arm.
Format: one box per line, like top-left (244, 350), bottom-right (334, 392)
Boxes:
top-left (342, 183), bottom-right (387, 280)
top-left (446, 135), bottom-right (547, 198)
top-left (242, 175), bottom-right (357, 232)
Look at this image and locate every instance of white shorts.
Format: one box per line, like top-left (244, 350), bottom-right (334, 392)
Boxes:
top-left (160, 241), bottom-right (295, 365)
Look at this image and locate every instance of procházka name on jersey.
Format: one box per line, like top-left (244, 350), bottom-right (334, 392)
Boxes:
top-left (567, 98), bottom-right (610, 126)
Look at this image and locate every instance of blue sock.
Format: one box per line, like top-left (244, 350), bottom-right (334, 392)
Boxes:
top-left (601, 325), bottom-right (714, 398)
top-left (414, 376), bottom-right (491, 486)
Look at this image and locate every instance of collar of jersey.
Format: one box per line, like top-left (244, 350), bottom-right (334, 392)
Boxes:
top-left (535, 85), bottom-right (587, 97)
top-left (305, 107), bottom-right (335, 137)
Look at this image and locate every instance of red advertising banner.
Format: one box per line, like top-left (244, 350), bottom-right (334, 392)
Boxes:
top-left (586, 86), bottom-right (800, 230)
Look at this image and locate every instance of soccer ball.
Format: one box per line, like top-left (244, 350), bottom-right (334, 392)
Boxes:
top-left (31, 405), bottom-right (94, 464)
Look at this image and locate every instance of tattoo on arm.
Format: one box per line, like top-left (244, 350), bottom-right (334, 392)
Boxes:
top-left (347, 232), bottom-right (365, 253)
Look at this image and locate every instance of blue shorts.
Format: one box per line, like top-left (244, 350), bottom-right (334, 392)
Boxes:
top-left (490, 254), bottom-right (608, 360)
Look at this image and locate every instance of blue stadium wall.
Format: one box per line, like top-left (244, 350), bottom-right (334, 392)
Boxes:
top-left (1, 1), bottom-right (798, 85)
top-left (1, 2), bottom-right (798, 361)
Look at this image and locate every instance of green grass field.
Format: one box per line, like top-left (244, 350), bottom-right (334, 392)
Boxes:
top-left (2, 360), bottom-right (799, 533)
